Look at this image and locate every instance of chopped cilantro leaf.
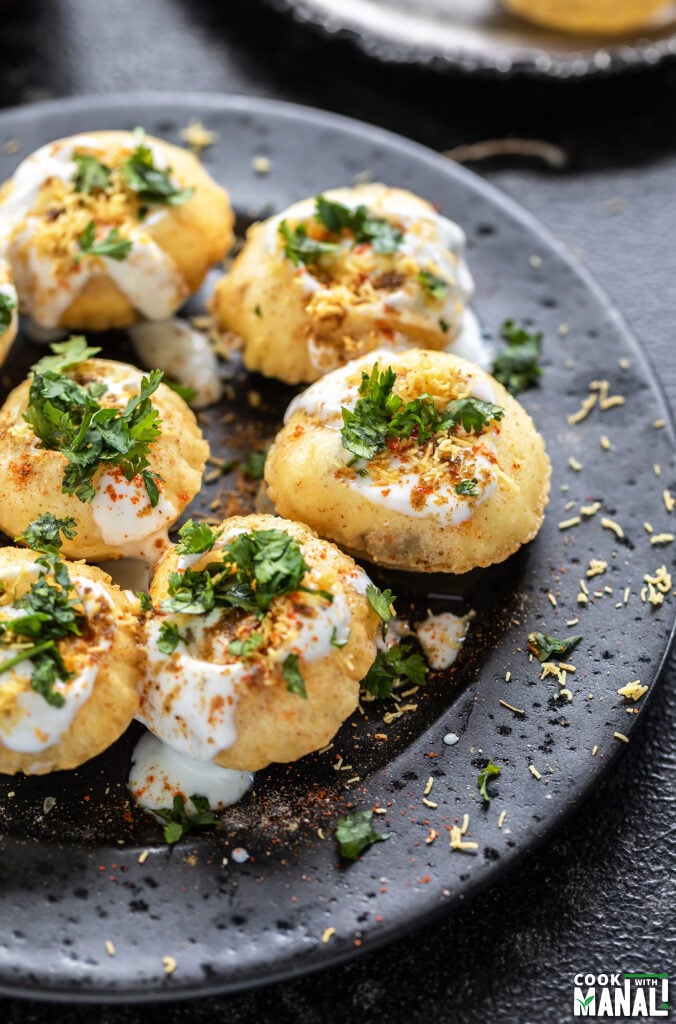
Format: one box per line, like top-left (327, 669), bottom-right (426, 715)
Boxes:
top-left (336, 809), bottom-right (389, 861)
top-left (278, 220), bottom-right (337, 266)
top-left (492, 320), bottom-right (543, 396)
top-left (123, 128), bottom-right (194, 211)
top-left (154, 793), bottom-right (217, 845)
top-left (254, 304), bottom-right (262, 317)
top-left (477, 760), bottom-right (501, 804)
top-left (438, 317), bottom-right (450, 333)
top-left (136, 591), bottom-right (153, 613)
top-left (165, 379), bottom-right (197, 404)
top-left (17, 513), bottom-right (77, 554)
top-left (282, 651), bottom-right (306, 699)
top-left (24, 357), bottom-right (164, 506)
top-left (330, 626), bottom-right (349, 649)
top-left (0, 290), bottom-right (16, 334)
top-left (361, 642), bottom-right (427, 699)
top-left (176, 519), bottom-right (220, 557)
top-left (527, 631), bottom-right (582, 663)
top-left (228, 631), bottom-right (264, 660)
top-left (241, 449), bottom-right (267, 480)
top-left (366, 583), bottom-right (396, 626)
top-left (314, 196), bottom-right (403, 254)
top-left (442, 397), bottom-right (505, 434)
top-left (72, 153), bottom-right (112, 195)
top-left (162, 528), bottom-right (314, 617)
top-left (455, 477), bottom-right (479, 497)
top-left (157, 621), bottom-right (186, 655)
top-left (30, 336), bottom-right (101, 375)
top-left (418, 269), bottom-right (447, 300)
top-left (75, 221), bottom-right (132, 262)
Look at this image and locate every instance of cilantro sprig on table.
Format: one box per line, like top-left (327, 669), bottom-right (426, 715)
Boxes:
top-left (335, 809), bottom-right (390, 861)
top-left (340, 362), bottom-right (505, 462)
top-left (24, 338), bottom-right (164, 506)
top-left (477, 760), bottom-right (501, 805)
top-left (361, 642), bottom-right (427, 699)
top-left (527, 631), bottom-right (582, 663)
top-left (0, 514), bottom-right (83, 707)
top-left (154, 794), bottom-right (217, 845)
top-left (491, 320), bottom-right (543, 396)
top-left (161, 529), bottom-right (332, 700)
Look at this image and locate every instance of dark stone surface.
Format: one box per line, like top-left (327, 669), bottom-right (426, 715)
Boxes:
top-left (0, 1), bottom-right (674, 1021)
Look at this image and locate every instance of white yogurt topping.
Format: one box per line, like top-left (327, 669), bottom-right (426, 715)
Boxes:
top-left (91, 470), bottom-right (176, 561)
top-left (449, 309), bottom-right (491, 370)
top-left (128, 730), bottom-right (253, 812)
top-left (0, 577), bottom-right (115, 753)
top-left (0, 134), bottom-right (189, 327)
top-left (415, 611), bottom-right (471, 670)
top-left (128, 318), bottom-right (222, 408)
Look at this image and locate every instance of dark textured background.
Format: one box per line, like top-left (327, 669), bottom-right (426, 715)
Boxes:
top-left (1, 1), bottom-right (675, 1021)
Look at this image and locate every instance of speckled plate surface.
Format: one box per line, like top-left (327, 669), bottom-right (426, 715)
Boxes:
top-left (0, 93), bottom-right (673, 1002)
top-left (265, 0), bottom-right (676, 76)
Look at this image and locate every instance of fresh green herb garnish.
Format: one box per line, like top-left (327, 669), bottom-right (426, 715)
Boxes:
top-left (228, 631), bottom-right (264, 660)
top-left (253, 304), bottom-right (262, 318)
top-left (340, 363), bottom-right (504, 462)
top-left (330, 626), bottom-right (349, 649)
top-left (17, 512), bottom-right (77, 555)
top-left (278, 220), bottom-right (337, 266)
top-left (492, 320), bottom-right (543, 396)
top-left (527, 631), bottom-right (582, 663)
top-left (438, 318), bottom-right (450, 333)
top-left (240, 450), bottom-right (267, 480)
top-left (314, 195), bottom-right (403, 254)
top-left (477, 760), bottom-right (501, 804)
top-left (163, 529), bottom-right (313, 618)
top-left (75, 220), bottom-right (132, 262)
top-left (165, 379), bottom-right (197, 404)
top-left (418, 269), bottom-right (447, 300)
top-left (157, 621), bottom-right (186, 655)
top-left (361, 642), bottom-right (427, 699)
top-left (30, 336), bottom-right (101, 375)
top-left (282, 651), bottom-right (306, 699)
top-left (455, 477), bottom-right (479, 497)
top-left (0, 291), bottom-right (17, 334)
top-left (72, 153), bottom-right (112, 195)
top-left (24, 353), bottom-right (164, 506)
top-left (443, 397), bottom-right (505, 434)
top-left (335, 809), bottom-right (389, 861)
top-left (176, 519), bottom-right (220, 557)
top-left (365, 583), bottom-right (396, 628)
top-left (154, 794), bottom-right (218, 845)
top-left (123, 128), bottom-right (193, 211)
top-left (136, 591), bottom-right (153, 613)
top-left (0, 515), bottom-right (84, 707)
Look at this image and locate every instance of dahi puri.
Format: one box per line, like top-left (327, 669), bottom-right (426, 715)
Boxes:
top-left (265, 348), bottom-right (551, 574)
top-left (502, 0), bottom-right (669, 33)
top-left (138, 514), bottom-right (380, 771)
top-left (0, 129), bottom-right (234, 330)
top-left (0, 548), bottom-right (141, 775)
top-left (210, 183), bottom-right (477, 384)
top-left (0, 357), bottom-right (209, 563)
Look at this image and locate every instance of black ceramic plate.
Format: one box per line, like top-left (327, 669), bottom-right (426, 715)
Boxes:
top-left (265, 0), bottom-right (676, 77)
top-left (0, 94), bottom-right (673, 1002)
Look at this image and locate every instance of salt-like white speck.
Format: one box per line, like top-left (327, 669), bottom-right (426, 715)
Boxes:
top-left (443, 733), bottom-right (459, 746)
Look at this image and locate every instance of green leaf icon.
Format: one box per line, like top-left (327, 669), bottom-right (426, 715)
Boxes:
top-left (576, 996), bottom-right (594, 1008)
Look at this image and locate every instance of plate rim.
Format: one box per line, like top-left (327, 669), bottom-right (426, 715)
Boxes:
top-left (0, 91), bottom-right (673, 1003)
top-left (263, 0), bottom-right (676, 77)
